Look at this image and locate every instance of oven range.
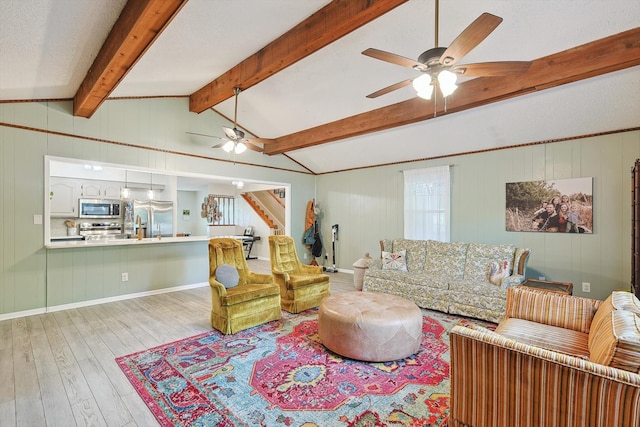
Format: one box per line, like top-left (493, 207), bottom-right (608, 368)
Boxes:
top-left (79, 222), bottom-right (123, 240)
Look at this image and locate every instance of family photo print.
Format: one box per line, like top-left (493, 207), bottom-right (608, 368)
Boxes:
top-left (505, 177), bottom-right (593, 233)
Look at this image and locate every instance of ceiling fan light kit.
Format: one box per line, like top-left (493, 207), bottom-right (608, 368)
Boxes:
top-left (363, 0), bottom-right (529, 104)
top-left (411, 69), bottom-right (458, 100)
top-left (235, 142), bottom-right (247, 154)
top-left (412, 74), bottom-right (433, 99)
top-left (222, 140), bottom-right (235, 152)
top-left (438, 70), bottom-right (458, 97)
top-left (185, 87), bottom-right (275, 155)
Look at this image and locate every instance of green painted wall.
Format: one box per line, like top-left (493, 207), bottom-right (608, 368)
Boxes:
top-left (1, 97), bottom-right (638, 318)
top-left (0, 99), bottom-right (315, 318)
top-left (315, 130), bottom-right (640, 301)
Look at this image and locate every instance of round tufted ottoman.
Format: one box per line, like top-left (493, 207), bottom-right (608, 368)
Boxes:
top-left (318, 291), bottom-right (423, 362)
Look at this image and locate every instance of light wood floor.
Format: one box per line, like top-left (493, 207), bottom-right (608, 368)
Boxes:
top-left (0, 260), bottom-right (357, 427)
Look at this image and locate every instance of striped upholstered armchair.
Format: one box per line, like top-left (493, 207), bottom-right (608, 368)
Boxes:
top-left (450, 286), bottom-right (640, 427)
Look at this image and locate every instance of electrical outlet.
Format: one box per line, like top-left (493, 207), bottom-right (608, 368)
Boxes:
top-left (538, 276), bottom-right (545, 281)
top-left (303, 253), bottom-right (307, 259)
top-left (122, 272), bottom-right (129, 282)
top-left (582, 282), bottom-right (590, 292)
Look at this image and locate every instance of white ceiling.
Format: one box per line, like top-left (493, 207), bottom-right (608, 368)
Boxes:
top-left (1, 0), bottom-right (639, 174)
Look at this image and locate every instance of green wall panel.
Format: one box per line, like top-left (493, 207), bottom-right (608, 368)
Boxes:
top-left (0, 99), bottom-right (315, 318)
top-left (316, 131), bottom-right (640, 301)
top-left (1, 97), bottom-right (637, 317)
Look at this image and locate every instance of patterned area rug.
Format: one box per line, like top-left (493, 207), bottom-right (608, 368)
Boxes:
top-left (116, 308), bottom-right (490, 427)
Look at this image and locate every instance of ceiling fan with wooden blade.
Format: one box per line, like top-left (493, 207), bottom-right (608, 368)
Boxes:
top-left (186, 87), bottom-right (274, 153)
top-left (363, 0), bottom-right (531, 100)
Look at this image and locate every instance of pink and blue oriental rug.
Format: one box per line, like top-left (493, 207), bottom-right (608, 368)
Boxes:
top-left (116, 308), bottom-right (490, 427)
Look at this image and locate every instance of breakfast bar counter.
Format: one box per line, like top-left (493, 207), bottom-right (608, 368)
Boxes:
top-left (46, 235), bottom-right (211, 249)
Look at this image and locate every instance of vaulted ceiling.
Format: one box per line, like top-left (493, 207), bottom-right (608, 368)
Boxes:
top-left (1, 0), bottom-right (639, 174)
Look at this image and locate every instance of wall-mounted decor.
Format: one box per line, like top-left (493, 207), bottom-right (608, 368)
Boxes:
top-left (201, 194), bottom-right (235, 225)
top-left (505, 178), bottom-right (593, 233)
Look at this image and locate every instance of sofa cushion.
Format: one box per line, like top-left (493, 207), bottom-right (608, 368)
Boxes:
top-left (366, 268), bottom-right (450, 290)
top-left (463, 243), bottom-right (515, 281)
top-left (391, 239), bottom-right (427, 272)
top-left (505, 286), bottom-right (600, 333)
top-left (496, 317), bottom-right (590, 359)
top-left (404, 273), bottom-right (450, 290)
top-left (450, 279), bottom-right (508, 298)
top-left (382, 250), bottom-right (407, 271)
top-left (589, 310), bottom-right (640, 373)
top-left (424, 240), bottom-right (468, 279)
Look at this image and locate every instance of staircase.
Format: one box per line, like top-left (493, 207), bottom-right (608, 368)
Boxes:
top-left (241, 190), bottom-right (285, 233)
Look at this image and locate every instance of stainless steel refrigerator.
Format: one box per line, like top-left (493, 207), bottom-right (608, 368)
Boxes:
top-left (133, 199), bottom-right (174, 238)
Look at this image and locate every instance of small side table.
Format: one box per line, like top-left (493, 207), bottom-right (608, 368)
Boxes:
top-left (522, 279), bottom-right (573, 295)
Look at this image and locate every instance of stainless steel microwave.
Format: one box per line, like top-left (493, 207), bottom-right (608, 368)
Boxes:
top-left (78, 199), bottom-right (122, 219)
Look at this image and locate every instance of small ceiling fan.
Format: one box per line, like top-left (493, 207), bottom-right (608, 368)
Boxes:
top-left (362, 0), bottom-right (531, 100)
top-left (187, 87), bottom-right (274, 154)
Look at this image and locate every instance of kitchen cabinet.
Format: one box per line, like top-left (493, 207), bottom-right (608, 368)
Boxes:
top-left (50, 178), bottom-right (79, 217)
top-left (80, 181), bottom-right (121, 199)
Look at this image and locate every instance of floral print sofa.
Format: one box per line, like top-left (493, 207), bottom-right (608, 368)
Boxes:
top-left (362, 239), bottom-right (530, 323)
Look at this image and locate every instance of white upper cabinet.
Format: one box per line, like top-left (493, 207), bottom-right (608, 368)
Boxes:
top-left (80, 182), bottom-right (101, 198)
top-left (50, 178), bottom-right (79, 217)
top-left (80, 181), bottom-right (121, 199)
top-left (51, 178), bottom-right (123, 218)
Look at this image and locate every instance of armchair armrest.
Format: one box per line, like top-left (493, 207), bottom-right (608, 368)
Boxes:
top-left (450, 325), bottom-right (640, 427)
top-left (271, 268), bottom-right (290, 282)
top-left (208, 278), bottom-right (227, 312)
top-left (246, 271), bottom-right (274, 285)
top-left (505, 285), bottom-right (602, 333)
top-left (500, 273), bottom-right (525, 288)
top-left (209, 278), bottom-right (228, 295)
top-left (298, 263), bottom-right (322, 274)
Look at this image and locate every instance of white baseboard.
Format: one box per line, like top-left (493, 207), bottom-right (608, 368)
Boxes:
top-left (0, 307), bottom-right (47, 322)
top-left (0, 282), bottom-right (209, 321)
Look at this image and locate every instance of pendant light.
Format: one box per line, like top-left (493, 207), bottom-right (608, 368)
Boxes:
top-left (121, 170), bottom-right (130, 199)
top-left (147, 173), bottom-right (154, 199)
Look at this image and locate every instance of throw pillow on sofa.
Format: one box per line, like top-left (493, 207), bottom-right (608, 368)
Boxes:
top-left (488, 260), bottom-right (511, 286)
top-left (382, 250), bottom-right (408, 271)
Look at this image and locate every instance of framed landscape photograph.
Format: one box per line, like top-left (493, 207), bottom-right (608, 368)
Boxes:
top-left (505, 177), bottom-right (593, 233)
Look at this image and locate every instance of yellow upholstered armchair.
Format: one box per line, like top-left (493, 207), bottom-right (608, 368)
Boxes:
top-left (268, 235), bottom-right (331, 313)
top-left (208, 238), bottom-right (281, 334)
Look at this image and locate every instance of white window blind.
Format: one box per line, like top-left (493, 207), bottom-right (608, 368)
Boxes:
top-left (403, 166), bottom-right (451, 241)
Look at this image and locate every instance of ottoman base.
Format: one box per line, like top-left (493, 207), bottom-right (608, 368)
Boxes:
top-left (318, 291), bottom-right (423, 362)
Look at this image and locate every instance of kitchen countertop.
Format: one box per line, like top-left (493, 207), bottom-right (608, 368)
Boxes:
top-left (46, 235), bottom-right (211, 249)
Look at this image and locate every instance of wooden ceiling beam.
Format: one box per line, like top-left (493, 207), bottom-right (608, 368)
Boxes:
top-left (188, 0), bottom-right (408, 113)
top-left (264, 27), bottom-right (640, 155)
top-left (73, 0), bottom-right (187, 118)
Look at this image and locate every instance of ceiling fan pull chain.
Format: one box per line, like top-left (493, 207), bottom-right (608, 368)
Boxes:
top-left (433, 92), bottom-right (438, 118)
top-left (233, 87), bottom-right (240, 129)
top-left (434, 0), bottom-right (439, 47)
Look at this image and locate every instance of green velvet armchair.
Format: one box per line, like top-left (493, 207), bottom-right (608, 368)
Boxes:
top-left (268, 235), bottom-right (331, 313)
top-left (209, 238), bottom-right (281, 334)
